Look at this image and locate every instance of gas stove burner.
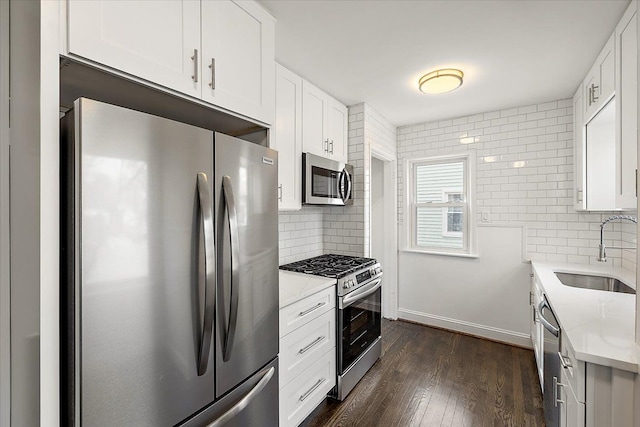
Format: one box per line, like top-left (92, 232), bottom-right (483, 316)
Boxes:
top-left (280, 254), bottom-right (377, 278)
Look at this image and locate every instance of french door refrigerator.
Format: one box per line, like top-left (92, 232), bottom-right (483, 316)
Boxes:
top-left (60, 98), bottom-right (279, 426)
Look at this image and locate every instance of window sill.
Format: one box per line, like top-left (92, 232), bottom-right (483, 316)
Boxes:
top-left (401, 248), bottom-right (479, 259)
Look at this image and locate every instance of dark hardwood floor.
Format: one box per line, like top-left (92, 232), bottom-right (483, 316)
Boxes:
top-left (300, 320), bottom-right (545, 427)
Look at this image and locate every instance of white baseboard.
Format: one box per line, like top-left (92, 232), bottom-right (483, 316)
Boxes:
top-left (398, 308), bottom-right (532, 349)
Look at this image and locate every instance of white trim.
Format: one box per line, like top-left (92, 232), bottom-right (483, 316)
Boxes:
top-left (398, 308), bottom-right (532, 348)
top-left (0, 0), bottom-right (10, 424)
top-left (400, 248), bottom-right (479, 258)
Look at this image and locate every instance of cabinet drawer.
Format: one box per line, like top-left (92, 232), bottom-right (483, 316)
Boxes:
top-left (280, 286), bottom-right (335, 337)
top-left (280, 309), bottom-right (335, 388)
top-left (279, 349), bottom-right (336, 427)
top-left (560, 338), bottom-right (585, 401)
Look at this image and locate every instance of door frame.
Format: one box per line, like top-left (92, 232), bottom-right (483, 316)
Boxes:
top-left (369, 147), bottom-right (398, 320)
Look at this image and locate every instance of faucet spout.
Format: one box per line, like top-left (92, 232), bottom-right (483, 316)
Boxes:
top-left (597, 215), bottom-right (637, 262)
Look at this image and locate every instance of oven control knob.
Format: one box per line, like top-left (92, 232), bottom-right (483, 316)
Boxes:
top-left (350, 279), bottom-right (355, 287)
top-left (342, 281), bottom-right (349, 289)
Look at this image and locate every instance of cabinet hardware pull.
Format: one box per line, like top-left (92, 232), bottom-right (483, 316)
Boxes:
top-left (330, 140), bottom-right (334, 154)
top-left (278, 184), bottom-right (283, 201)
top-left (299, 378), bottom-right (326, 402)
top-left (591, 83), bottom-right (599, 103)
top-left (209, 58), bottom-right (215, 89)
top-left (324, 139), bottom-right (329, 153)
top-left (557, 351), bottom-right (573, 369)
top-left (191, 49), bottom-right (198, 82)
top-left (553, 376), bottom-right (567, 407)
top-left (576, 188), bottom-right (583, 203)
top-left (298, 302), bottom-right (326, 317)
top-left (298, 336), bottom-right (324, 354)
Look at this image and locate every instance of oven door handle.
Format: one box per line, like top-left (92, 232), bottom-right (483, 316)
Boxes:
top-left (340, 278), bottom-right (382, 309)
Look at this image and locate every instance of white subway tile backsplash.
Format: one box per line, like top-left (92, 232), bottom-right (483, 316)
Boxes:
top-left (397, 98), bottom-right (637, 271)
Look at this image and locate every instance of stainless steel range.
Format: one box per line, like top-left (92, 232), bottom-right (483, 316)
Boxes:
top-left (280, 254), bottom-right (382, 400)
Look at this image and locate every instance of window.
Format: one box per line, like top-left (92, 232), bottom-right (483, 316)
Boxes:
top-left (406, 154), bottom-right (474, 255)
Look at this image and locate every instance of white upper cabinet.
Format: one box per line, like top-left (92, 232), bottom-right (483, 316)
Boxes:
top-left (327, 98), bottom-right (348, 163)
top-left (64, 0), bottom-right (275, 125)
top-left (615, 1), bottom-right (637, 209)
top-left (302, 81), bottom-right (329, 158)
top-left (302, 81), bottom-right (348, 163)
top-left (66, 0), bottom-right (201, 98)
top-left (583, 34), bottom-right (615, 121)
top-left (573, 84), bottom-right (585, 211)
top-left (201, 0), bottom-right (275, 125)
top-left (273, 64), bottom-right (303, 211)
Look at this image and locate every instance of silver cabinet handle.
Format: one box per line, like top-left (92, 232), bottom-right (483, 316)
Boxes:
top-left (298, 336), bottom-right (324, 354)
top-left (298, 302), bottom-right (326, 317)
top-left (196, 173), bottom-right (215, 376)
top-left (208, 58), bottom-right (215, 89)
top-left (324, 139), bottom-right (329, 153)
top-left (206, 366), bottom-right (275, 427)
top-left (537, 299), bottom-right (559, 337)
top-left (591, 83), bottom-right (599, 103)
top-left (553, 376), bottom-right (566, 407)
top-left (329, 140), bottom-right (334, 154)
top-left (587, 86), bottom-right (592, 106)
top-left (576, 188), bottom-right (583, 203)
top-left (278, 184), bottom-right (283, 201)
top-left (299, 378), bottom-right (326, 402)
top-left (191, 49), bottom-right (199, 82)
top-left (557, 351), bottom-right (573, 369)
top-left (219, 175), bottom-right (240, 362)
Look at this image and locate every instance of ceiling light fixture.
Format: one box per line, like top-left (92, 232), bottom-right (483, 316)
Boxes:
top-left (419, 69), bottom-right (464, 94)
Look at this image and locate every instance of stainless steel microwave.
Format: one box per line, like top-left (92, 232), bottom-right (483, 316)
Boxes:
top-left (303, 153), bottom-right (354, 206)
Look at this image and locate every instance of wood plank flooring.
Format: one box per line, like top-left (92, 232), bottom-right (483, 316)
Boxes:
top-left (300, 320), bottom-right (544, 427)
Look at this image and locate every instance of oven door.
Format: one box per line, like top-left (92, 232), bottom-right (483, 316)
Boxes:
top-left (338, 279), bottom-right (382, 374)
top-left (303, 153), bottom-right (353, 206)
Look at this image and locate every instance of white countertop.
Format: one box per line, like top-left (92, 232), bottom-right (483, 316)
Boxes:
top-left (279, 270), bottom-right (336, 309)
top-left (532, 262), bottom-right (639, 373)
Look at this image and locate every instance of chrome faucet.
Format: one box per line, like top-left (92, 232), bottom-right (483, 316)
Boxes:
top-left (597, 215), bottom-right (637, 262)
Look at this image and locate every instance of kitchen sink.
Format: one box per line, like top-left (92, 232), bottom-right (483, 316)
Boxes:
top-left (555, 272), bottom-right (635, 294)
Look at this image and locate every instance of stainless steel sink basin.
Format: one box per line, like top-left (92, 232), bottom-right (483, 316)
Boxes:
top-left (555, 272), bottom-right (635, 294)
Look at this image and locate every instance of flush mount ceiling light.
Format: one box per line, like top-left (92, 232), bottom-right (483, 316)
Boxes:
top-left (419, 69), bottom-right (464, 94)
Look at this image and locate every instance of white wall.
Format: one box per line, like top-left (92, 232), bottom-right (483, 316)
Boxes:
top-left (397, 98), bottom-right (638, 346)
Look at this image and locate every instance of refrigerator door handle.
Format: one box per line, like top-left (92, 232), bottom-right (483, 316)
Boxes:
top-left (205, 366), bottom-right (275, 427)
top-left (197, 173), bottom-right (216, 376)
top-left (221, 175), bottom-right (240, 362)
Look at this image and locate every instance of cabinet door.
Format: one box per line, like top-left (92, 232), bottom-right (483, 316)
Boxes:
top-left (573, 85), bottom-right (586, 211)
top-left (274, 64), bottom-right (303, 211)
top-left (327, 97), bottom-right (348, 163)
top-left (583, 34), bottom-right (615, 121)
top-left (615, 4), bottom-right (638, 209)
top-left (560, 369), bottom-right (585, 427)
top-left (302, 81), bottom-right (329, 157)
top-left (67, 0), bottom-right (201, 97)
top-left (201, 0), bottom-right (275, 125)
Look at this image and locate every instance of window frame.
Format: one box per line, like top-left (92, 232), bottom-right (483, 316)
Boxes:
top-left (405, 152), bottom-right (476, 256)
top-left (441, 189), bottom-right (464, 238)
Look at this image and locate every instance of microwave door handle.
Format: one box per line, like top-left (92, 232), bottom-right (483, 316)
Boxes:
top-left (337, 170), bottom-right (345, 201)
top-left (220, 175), bottom-right (240, 362)
top-left (196, 173), bottom-right (215, 376)
top-left (340, 278), bottom-right (382, 309)
top-left (344, 169), bottom-right (352, 201)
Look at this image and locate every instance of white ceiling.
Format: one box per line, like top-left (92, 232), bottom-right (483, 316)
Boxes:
top-left (260, 0), bottom-right (630, 127)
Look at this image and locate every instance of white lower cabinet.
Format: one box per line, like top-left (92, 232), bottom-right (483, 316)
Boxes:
top-left (279, 349), bottom-right (336, 427)
top-left (279, 287), bottom-right (336, 427)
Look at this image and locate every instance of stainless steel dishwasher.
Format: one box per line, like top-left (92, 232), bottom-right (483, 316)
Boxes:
top-left (538, 295), bottom-right (561, 427)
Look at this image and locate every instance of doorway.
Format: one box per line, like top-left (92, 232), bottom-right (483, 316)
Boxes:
top-left (370, 150), bottom-right (397, 319)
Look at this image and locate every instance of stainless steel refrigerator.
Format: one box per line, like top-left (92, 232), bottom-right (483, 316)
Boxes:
top-left (60, 98), bottom-right (279, 426)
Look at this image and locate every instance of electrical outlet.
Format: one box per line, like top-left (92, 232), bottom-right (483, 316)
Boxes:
top-left (481, 210), bottom-right (490, 222)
